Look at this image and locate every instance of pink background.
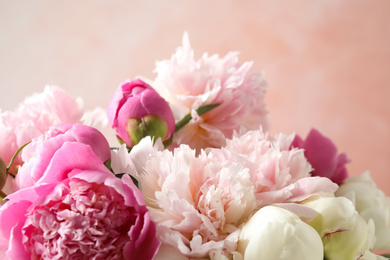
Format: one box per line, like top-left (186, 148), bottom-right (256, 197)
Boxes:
top-left (0, 1), bottom-right (389, 195)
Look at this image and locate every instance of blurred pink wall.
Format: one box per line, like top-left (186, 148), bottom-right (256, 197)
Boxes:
top-left (0, 1), bottom-right (389, 194)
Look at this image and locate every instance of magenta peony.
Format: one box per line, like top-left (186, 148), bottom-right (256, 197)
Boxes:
top-left (0, 142), bottom-right (160, 259)
top-left (15, 124), bottom-right (111, 191)
top-left (153, 33), bottom-right (269, 151)
top-left (107, 78), bottom-right (175, 148)
top-left (291, 128), bottom-right (350, 185)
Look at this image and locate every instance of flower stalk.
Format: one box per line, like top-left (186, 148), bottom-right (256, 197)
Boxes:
top-left (163, 103), bottom-right (221, 147)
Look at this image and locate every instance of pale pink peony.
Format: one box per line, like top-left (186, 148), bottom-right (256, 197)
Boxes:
top-left (128, 129), bottom-right (337, 259)
top-left (153, 33), bottom-right (269, 151)
top-left (0, 86), bottom-right (107, 175)
top-left (0, 143), bottom-right (160, 260)
top-left (209, 128), bottom-right (339, 208)
top-left (291, 128), bottom-right (350, 185)
top-left (130, 138), bottom-right (257, 259)
top-left (15, 124), bottom-right (111, 191)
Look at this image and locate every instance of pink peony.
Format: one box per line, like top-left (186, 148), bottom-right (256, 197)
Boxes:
top-left (209, 128), bottom-right (339, 208)
top-left (0, 143), bottom-right (160, 259)
top-left (128, 129), bottom-right (337, 259)
top-left (130, 138), bottom-right (257, 259)
top-left (291, 128), bottom-right (350, 185)
top-left (15, 124), bottom-right (111, 191)
top-left (0, 86), bottom-right (107, 175)
top-left (153, 33), bottom-right (269, 151)
top-left (107, 78), bottom-right (175, 148)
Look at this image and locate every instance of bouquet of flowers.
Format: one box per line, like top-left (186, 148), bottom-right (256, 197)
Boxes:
top-left (0, 33), bottom-right (389, 260)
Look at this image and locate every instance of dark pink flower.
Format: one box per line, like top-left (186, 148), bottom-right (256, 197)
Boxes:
top-left (15, 124), bottom-right (111, 191)
top-left (291, 128), bottom-right (350, 185)
top-left (107, 79), bottom-right (175, 147)
top-left (0, 143), bottom-right (160, 259)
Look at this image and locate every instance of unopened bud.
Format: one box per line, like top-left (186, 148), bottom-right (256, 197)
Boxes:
top-left (107, 79), bottom-right (175, 148)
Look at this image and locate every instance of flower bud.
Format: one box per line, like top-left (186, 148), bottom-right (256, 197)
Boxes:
top-left (336, 172), bottom-right (390, 250)
top-left (0, 157), bottom-right (7, 191)
top-left (302, 197), bottom-right (375, 260)
top-left (107, 79), bottom-right (175, 147)
top-left (237, 206), bottom-right (323, 260)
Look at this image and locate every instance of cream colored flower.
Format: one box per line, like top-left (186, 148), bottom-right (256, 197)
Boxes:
top-left (237, 206), bottom-right (323, 260)
top-left (336, 171), bottom-right (390, 250)
top-left (302, 196), bottom-right (375, 260)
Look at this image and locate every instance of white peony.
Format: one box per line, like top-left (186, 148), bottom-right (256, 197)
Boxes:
top-left (336, 171), bottom-right (390, 250)
top-left (237, 206), bottom-right (323, 260)
top-left (303, 196), bottom-right (375, 260)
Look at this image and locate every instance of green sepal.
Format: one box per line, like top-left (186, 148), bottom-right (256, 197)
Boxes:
top-left (127, 115), bottom-right (168, 147)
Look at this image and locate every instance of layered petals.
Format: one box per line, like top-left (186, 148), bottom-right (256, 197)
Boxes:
top-left (291, 128), bottom-right (350, 185)
top-left (237, 206), bottom-right (323, 260)
top-left (15, 124), bottom-right (111, 190)
top-left (336, 172), bottom-right (390, 250)
top-left (153, 33), bottom-right (269, 151)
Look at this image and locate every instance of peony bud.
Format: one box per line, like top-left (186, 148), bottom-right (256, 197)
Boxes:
top-left (0, 157), bottom-right (7, 191)
top-left (336, 172), bottom-right (390, 250)
top-left (302, 197), bottom-right (375, 260)
top-left (237, 206), bottom-right (323, 260)
top-left (107, 79), bottom-right (175, 147)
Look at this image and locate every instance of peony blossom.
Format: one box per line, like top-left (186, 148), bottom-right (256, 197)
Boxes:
top-left (237, 206), bottom-right (323, 260)
top-left (336, 172), bottom-right (390, 250)
top-left (291, 128), bottom-right (350, 185)
top-left (302, 196), bottom-right (375, 260)
top-left (0, 142), bottom-right (160, 259)
top-left (128, 128), bottom-right (337, 259)
top-left (153, 33), bottom-right (269, 151)
top-left (130, 138), bottom-right (257, 259)
top-left (15, 124), bottom-right (111, 191)
top-left (209, 128), bottom-right (339, 209)
top-left (0, 86), bottom-right (107, 175)
top-left (107, 78), bottom-right (175, 148)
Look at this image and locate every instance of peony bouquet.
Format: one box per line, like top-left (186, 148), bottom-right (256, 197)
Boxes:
top-left (0, 33), bottom-right (389, 260)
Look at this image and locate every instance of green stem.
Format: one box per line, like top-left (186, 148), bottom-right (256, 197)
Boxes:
top-left (6, 141), bottom-right (30, 178)
top-left (164, 103), bottom-right (221, 147)
top-left (175, 103), bottom-right (221, 132)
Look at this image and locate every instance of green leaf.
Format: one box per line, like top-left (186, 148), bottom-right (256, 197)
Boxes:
top-left (175, 103), bottom-right (220, 131)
